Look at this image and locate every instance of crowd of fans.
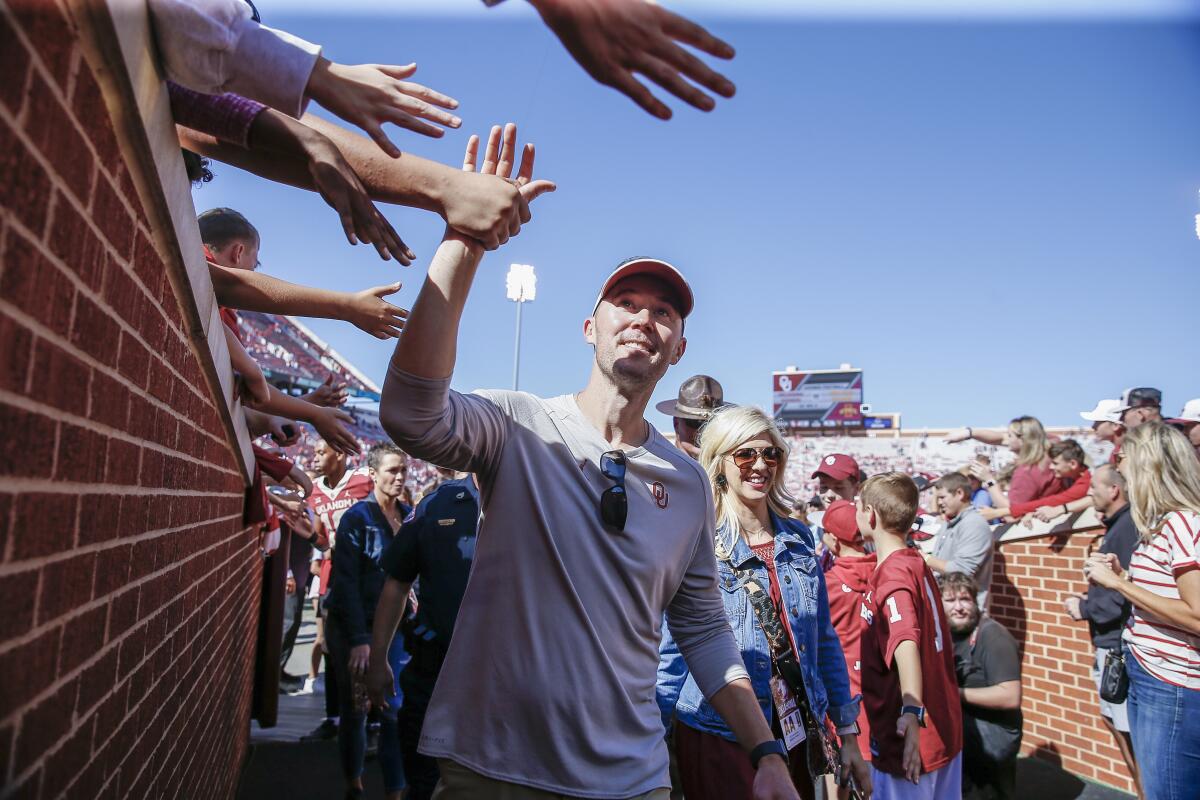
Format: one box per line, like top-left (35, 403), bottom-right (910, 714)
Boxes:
top-left (129, 2), bottom-right (1200, 798)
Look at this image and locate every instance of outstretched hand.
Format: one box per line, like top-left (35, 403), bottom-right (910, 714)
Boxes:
top-left (528, 0), bottom-right (735, 120)
top-left (455, 123), bottom-right (556, 250)
top-left (347, 283), bottom-right (409, 340)
top-left (304, 131), bottom-right (413, 264)
top-left (307, 59), bottom-right (462, 157)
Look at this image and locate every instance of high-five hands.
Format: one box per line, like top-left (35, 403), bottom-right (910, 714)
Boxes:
top-left (306, 59), bottom-right (462, 158)
top-left (454, 123), bottom-right (557, 250)
top-left (528, 0), bottom-right (736, 120)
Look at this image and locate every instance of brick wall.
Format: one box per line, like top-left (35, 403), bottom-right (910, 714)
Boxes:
top-left (0, 2), bottom-right (260, 798)
top-left (991, 531), bottom-right (1136, 794)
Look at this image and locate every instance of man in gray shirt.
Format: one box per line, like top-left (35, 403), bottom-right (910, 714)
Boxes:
top-left (377, 128), bottom-right (797, 800)
top-left (926, 472), bottom-right (996, 610)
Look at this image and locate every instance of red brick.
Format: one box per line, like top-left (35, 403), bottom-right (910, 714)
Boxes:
top-left (25, 72), bottom-right (95, 204)
top-left (106, 586), bottom-right (138, 641)
top-left (139, 448), bottom-right (165, 489)
top-left (30, 340), bottom-right (91, 417)
top-left (130, 229), bottom-right (165, 301)
top-left (0, 231), bottom-right (76, 338)
top-left (9, 0), bottom-right (77, 89)
top-left (0, 119), bottom-right (54, 238)
top-left (55, 421), bottom-right (108, 482)
top-left (42, 715), bottom-right (94, 799)
top-left (91, 174), bottom-right (133, 260)
top-left (9, 492), bottom-right (77, 560)
top-left (48, 188), bottom-right (106, 286)
top-left (0, 722), bottom-right (13, 791)
top-left (0, 9), bottom-right (29, 115)
top-left (7, 767), bottom-right (42, 800)
top-left (58, 604), bottom-right (107, 676)
top-left (75, 647), bottom-right (117, 716)
top-left (102, 438), bottom-right (139, 487)
top-left (117, 495), bottom-right (148, 540)
top-left (37, 552), bottom-right (97, 625)
top-left (0, 568), bottom-right (40, 640)
top-left (0, 403), bottom-right (57, 479)
top-left (101, 262), bottom-right (139, 328)
top-left (14, 676), bottom-right (77, 767)
top-left (116, 330), bottom-right (150, 389)
top-left (70, 60), bottom-right (121, 166)
top-left (70, 292), bottom-right (121, 368)
top-left (0, 627), bottom-right (60, 718)
top-left (93, 541), bottom-right (131, 597)
top-left (90, 372), bottom-right (130, 431)
top-left (0, 312), bottom-right (34, 393)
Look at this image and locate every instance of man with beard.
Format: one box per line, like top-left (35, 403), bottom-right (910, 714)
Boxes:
top-left (940, 572), bottom-right (1022, 800)
top-left (380, 127), bottom-right (797, 799)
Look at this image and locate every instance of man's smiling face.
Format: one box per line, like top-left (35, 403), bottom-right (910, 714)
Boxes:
top-left (585, 275), bottom-right (686, 391)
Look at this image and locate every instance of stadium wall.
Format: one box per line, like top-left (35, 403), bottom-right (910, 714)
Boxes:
top-left (992, 525), bottom-right (1137, 794)
top-left (0, 2), bottom-right (259, 798)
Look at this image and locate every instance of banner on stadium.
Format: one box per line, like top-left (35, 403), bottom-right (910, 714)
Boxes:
top-left (772, 369), bottom-right (864, 428)
top-left (864, 416), bottom-right (894, 429)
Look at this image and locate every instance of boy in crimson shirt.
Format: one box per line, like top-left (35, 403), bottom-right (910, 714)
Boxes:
top-left (821, 501), bottom-right (876, 755)
top-left (856, 473), bottom-right (962, 800)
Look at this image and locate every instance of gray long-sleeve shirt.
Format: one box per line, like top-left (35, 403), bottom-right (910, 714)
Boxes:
top-left (380, 367), bottom-right (747, 798)
top-left (931, 507), bottom-right (995, 609)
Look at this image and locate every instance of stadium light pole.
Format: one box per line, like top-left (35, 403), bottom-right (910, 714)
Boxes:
top-left (506, 263), bottom-right (536, 391)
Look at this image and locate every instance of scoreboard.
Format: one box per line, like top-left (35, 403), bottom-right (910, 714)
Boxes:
top-left (772, 368), bottom-right (864, 428)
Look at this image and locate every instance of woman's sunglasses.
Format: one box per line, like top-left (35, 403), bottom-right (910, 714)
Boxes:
top-left (730, 446), bottom-right (783, 469)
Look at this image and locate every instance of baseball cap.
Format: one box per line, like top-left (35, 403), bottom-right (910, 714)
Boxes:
top-left (1080, 399), bottom-right (1123, 424)
top-left (1167, 398), bottom-right (1200, 426)
top-left (1116, 387), bottom-right (1162, 412)
top-left (593, 257), bottom-right (694, 319)
top-left (823, 499), bottom-right (861, 544)
top-left (811, 453), bottom-right (859, 482)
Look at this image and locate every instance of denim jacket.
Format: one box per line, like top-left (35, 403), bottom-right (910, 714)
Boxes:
top-left (657, 511), bottom-right (859, 740)
top-left (324, 493), bottom-right (411, 646)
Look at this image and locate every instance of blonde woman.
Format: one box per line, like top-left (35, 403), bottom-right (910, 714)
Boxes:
top-left (657, 406), bottom-right (870, 800)
top-left (1085, 421), bottom-right (1200, 800)
top-left (948, 416), bottom-right (1059, 518)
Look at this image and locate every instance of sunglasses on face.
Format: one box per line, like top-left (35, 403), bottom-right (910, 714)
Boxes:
top-left (599, 450), bottom-right (628, 530)
top-left (730, 446), bottom-right (783, 469)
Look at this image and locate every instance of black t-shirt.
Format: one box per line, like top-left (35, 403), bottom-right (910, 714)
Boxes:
top-left (953, 617), bottom-right (1023, 763)
top-left (380, 478), bottom-right (479, 650)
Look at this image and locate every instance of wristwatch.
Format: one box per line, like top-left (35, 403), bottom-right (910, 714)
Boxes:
top-left (984, 479), bottom-right (996, 489)
top-left (900, 705), bottom-right (927, 727)
top-left (750, 739), bottom-right (789, 769)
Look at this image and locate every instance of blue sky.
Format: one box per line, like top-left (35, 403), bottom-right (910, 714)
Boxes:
top-left (193, 5), bottom-right (1200, 431)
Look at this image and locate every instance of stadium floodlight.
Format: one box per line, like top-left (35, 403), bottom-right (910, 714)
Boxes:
top-left (507, 264), bottom-right (537, 390)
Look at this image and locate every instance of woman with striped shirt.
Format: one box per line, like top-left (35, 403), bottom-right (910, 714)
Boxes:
top-left (1084, 421), bottom-right (1200, 800)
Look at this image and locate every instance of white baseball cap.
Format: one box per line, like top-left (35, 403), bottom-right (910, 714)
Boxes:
top-left (592, 257), bottom-right (694, 319)
top-left (1167, 399), bottom-right (1200, 425)
top-left (1080, 399), bottom-right (1122, 424)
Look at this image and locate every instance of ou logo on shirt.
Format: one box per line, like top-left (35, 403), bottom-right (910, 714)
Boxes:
top-left (649, 481), bottom-right (668, 509)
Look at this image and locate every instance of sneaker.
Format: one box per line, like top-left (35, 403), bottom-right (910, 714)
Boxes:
top-left (288, 677), bottom-right (316, 696)
top-left (311, 674), bottom-right (325, 696)
top-left (279, 674), bottom-right (305, 694)
top-left (300, 718), bottom-right (339, 742)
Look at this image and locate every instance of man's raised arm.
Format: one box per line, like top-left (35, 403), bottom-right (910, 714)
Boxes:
top-left (378, 125), bottom-right (554, 469)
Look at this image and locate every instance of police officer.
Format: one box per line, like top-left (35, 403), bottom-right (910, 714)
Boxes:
top-left (366, 473), bottom-right (481, 800)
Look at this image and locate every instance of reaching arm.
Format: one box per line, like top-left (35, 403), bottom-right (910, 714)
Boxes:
top-left (961, 680), bottom-right (1021, 710)
top-left (1087, 555), bottom-right (1200, 636)
top-left (179, 114), bottom-right (532, 250)
top-left (209, 263), bottom-right (407, 339)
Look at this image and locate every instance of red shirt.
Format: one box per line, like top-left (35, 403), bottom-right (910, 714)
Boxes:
top-left (307, 467), bottom-right (374, 536)
top-left (825, 552), bottom-right (876, 756)
top-left (1009, 468), bottom-right (1091, 517)
top-left (860, 548), bottom-right (962, 777)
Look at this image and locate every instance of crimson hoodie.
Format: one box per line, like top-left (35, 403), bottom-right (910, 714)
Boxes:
top-left (825, 552), bottom-right (877, 756)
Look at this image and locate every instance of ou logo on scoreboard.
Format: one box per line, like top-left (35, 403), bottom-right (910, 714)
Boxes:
top-left (778, 375), bottom-right (794, 392)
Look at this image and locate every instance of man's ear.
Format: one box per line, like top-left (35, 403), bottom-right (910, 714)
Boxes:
top-left (229, 241), bottom-right (245, 265)
top-left (583, 316), bottom-right (596, 346)
top-left (670, 335), bottom-right (687, 366)
top-left (869, 509), bottom-right (878, 530)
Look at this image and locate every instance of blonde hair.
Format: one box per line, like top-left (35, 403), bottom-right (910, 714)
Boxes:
top-left (1010, 415), bottom-right (1049, 467)
top-left (859, 472), bottom-right (919, 534)
top-left (1122, 421), bottom-right (1200, 540)
top-left (698, 406), bottom-right (795, 561)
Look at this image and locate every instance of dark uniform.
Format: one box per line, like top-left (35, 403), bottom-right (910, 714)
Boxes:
top-left (380, 477), bottom-right (480, 800)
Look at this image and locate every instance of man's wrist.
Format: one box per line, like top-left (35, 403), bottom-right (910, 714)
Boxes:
top-left (749, 739), bottom-right (788, 770)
